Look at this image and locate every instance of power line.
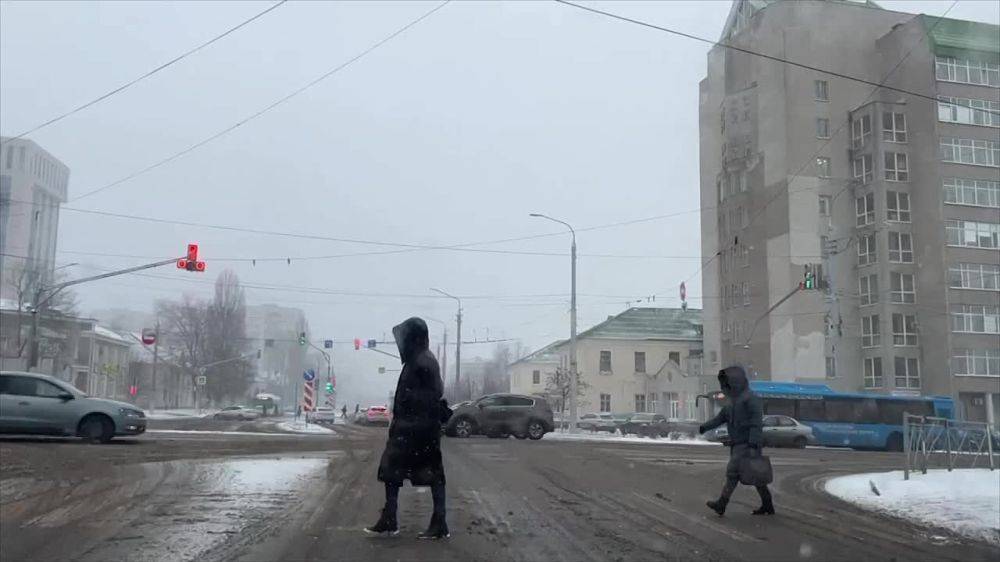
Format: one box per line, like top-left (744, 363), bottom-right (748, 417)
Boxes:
top-left (68, 0), bottom-right (451, 202)
top-left (1, 1), bottom-right (288, 145)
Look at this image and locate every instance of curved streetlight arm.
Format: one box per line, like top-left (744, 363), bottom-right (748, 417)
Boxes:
top-left (529, 213), bottom-right (576, 243)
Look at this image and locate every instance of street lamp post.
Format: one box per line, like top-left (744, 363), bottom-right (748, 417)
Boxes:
top-left (529, 213), bottom-right (578, 434)
top-left (425, 316), bottom-right (448, 390)
top-left (431, 288), bottom-right (462, 399)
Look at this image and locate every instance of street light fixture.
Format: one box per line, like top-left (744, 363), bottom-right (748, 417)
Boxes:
top-left (431, 288), bottom-right (462, 397)
top-left (529, 213), bottom-right (579, 434)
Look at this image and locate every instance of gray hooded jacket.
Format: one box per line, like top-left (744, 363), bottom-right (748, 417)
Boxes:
top-left (699, 365), bottom-right (763, 447)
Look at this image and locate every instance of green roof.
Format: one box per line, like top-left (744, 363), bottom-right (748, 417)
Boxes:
top-left (577, 307), bottom-right (703, 342)
top-left (922, 15), bottom-right (1000, 61)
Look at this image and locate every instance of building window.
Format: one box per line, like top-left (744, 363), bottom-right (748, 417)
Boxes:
top-left (892, 313), bottom-right (918, 346)
top-left (951, 304), bottom-right (1000, 334)
top-left (816, 117), bottom-right (830, 139)
top-left (856, 192), bottom-right (875, 226)
top-left (938, 96), bottom-right (1000, 128)
top-left (634, 394), bottom-right (647, 413)
top-left (888, 232), bottom-right (913, 263)
top-left (858, 233), bottom-right (877, 266)
top-left (825, 356), bottom-right (836, 379)
top-left (742, 281), bottom-right (750, 306)
top-left (890, 272), bottom-right (915, 304)
top-left (894, 357), bottom-right (920, 389)
top-left (886, 191), bottom-right (911, 222)
top-left (945, 220), bottom-right (1000, 249)
top-left (3, 146), bottom-right (12, 169)
top-left (949, 263), bottom-right (1000, 291)
top-left (668, 351), bottom-right (680, 366)
top-left (884, 152), bottom-right (909, 181)
top-left (944, 178), bottom-right (999, 208)
top-left (859, 274), bottom-right (878, 306)
top-left (818, 195), bottom-right (831, 216)
top-left (816, 157), bottom-right (831, 178)
top-left (852, 114), bottom-right (871, 148)
top-left (951, 349), bottom-right (1000, 377)
top-left (861, 315), bottom-right (881, 348)
top-left (935, 56), bottom-right (1000, 87)
top-left (853, 154), bottom-right (873, 183)
top-left (663, 392), bottom-right (680, 418)
top-left (599, 393), bottom-right (611, 412)
top-left (864, 357), bottom-right (884, 389)
top-left (940, 137), bottom-right (1000, 167)
top-left (634, 351), bottom-right (646, 373)
top-left (599, 350), bottom-right (612, 373)
top-left (814, 80), bottom-right (829, 101)
top-left (882, 112), bottom-right (907, 143)
top-left (532, 370), bottom-right (540, 385)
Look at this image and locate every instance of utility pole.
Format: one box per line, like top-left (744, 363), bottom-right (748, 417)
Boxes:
top-left (530, 213), bottom-right (579, 434)
top-left (152, 320), bottom-right (160, 406)
top-left (426, 317), bottom-right (448, 392)
top-left (431, 288), bottom-right (462, 399)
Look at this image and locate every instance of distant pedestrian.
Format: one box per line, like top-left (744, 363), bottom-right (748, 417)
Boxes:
top-left (355, 404), bottom-right (360, 416)
top-left (365, 317), bottom-right (450, 539)
top-left (295, 404), bottom-right (301, 420)
top-left (342, 405), bottom-right (348, 419)
top-left (698, 365), bottom-right (774, 516)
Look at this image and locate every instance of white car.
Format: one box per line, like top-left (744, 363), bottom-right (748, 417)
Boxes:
top-left (306, 406), bottom-right (338, 424)
top-left (213, 406), bottom-right (260, 421)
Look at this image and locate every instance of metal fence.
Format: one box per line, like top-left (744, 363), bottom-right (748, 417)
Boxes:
top-left (903, 414), bottom-right (998, 480)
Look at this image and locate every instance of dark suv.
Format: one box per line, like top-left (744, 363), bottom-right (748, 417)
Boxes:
top-left (445, 394), bottom-right (554, 440)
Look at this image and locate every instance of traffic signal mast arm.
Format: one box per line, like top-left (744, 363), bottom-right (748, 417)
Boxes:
top-left (198, 349), bottom-right (261, 374)
top-left (34, 257), bottom-right (179, 310)
top-left (742, 283), bottom-right (805, 349)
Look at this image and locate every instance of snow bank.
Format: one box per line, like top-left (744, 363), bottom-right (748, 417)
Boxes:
top-left (825, 469), bottom-right (1000, 544)
top-left (276, 421), bottom-right (336, 435)
top-left (145, 409), bottom-right (211, 420)
top-left (543, 431), bottom-right (719, 446)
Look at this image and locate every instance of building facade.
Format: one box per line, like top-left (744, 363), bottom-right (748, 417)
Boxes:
top-left (700, 0), bottom-right (999, 422)
top-left (0, 137), bottom-right (69, 301)
top-left (245, 304), bottom-right (310, 404)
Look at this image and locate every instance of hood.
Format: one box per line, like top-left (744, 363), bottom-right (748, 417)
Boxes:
top-left (88, 397), bottom-right (143, 412)
top-left (718, 365), bottom-right (749, 398)
top-left (392, 317), bottom-right (429, 364)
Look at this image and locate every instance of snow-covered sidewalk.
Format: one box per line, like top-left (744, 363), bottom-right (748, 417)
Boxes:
top-left (145, 408), bottom-right (211, 420)
top-left (542, 431), bottom-right (719, 447)
top-left (276, 421), bottom-right (336, 435)
top-left (825, 469), bottom-right (1000, 544)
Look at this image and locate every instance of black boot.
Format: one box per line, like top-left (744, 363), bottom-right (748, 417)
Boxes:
top-left (706, 497), bottom-right (728, 517)
top-left (417, 513), bottom-right (450, 540)
top-left (364, 509), bottom-right (399, 536)
top-left (752, 486), bottom-right (774, 515)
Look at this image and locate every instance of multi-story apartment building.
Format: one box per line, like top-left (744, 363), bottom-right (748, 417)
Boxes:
top-left (700, 0), bottom-right (999, 422)
top-left (0, 137), bottom-right (69, 302)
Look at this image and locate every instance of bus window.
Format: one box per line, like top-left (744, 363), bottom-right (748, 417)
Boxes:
top-left (825, 398), bottom-right (881, 424)
top-left (763, 398), bottom-right (795, 417)
top-left (797, 399), bottom-right (825, 422)
top-left (857, 398), bottom-right (880, 424)
top-left (877, 399), bottom-right (934, 425)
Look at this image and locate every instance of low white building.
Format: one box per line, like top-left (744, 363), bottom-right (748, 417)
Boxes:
top-left (511, 308), bottom-right (708, 420)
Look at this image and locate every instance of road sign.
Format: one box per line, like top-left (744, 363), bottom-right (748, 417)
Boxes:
top-left (141, 328), bottom-right (156, 345)
top-left (196, 375), bottom-right (207, 386)
top-left (378, 367), bottom-right (386, 374)
top-left (303, 369), bottom-right (316, 382)
top-left (324, 339), bottom-right (333, 349)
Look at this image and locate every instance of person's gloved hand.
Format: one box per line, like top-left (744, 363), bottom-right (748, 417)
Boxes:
top-left (698, 424), bottom-right (706, 434)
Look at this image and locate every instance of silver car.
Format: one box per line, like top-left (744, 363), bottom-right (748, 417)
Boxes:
top-left (214, 405), bottom-right (261, 421)
top-left (0, 371), bottom-right (146, 443)
top-left (762, 414), bottom-right (817, 448)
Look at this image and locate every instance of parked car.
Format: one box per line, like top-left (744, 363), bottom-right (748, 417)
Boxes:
top-left (577, 412), bottom-right (616, 433)
top-left (445, 394), bottom-right (554, 440)
top-left (214, 405), bottom-right (261, 421)
top-left (636, 418), bottom-right (702, 440)
top-left (761, 415), bottom-right (816, 448)
top-left (365, 405), bottom-right (391, 426)
top-left (306, 406), bottom-right (338, 424)
top-left (0, 371), bottom-right (146, 443)
top-left (618, 413), bottom-right (667, 435)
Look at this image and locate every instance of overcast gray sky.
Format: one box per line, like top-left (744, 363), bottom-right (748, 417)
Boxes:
top-left (3, 0), bottom-right (997, 404)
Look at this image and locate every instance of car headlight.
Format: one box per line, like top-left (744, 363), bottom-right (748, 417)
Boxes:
top-left (119, 408), bottom-right (144, 418)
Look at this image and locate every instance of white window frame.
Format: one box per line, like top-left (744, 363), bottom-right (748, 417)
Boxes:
top-left (940, 137), bottom-right (1000, 167)
top-left (859, 274), bottom-right (878, 306)
top-left (634, 351), bottom-right (646, 374)
top-left (634, 393), bottom-right (647, 413)
top-left (532, 370), bottom-right (540, 385)
top-left (858, 233), bottom-right (877, 266)
top-left (599, 350), bottom-right (612, 374)
top-left (864, 357), bottom-right (883, 388)
top-left (818, 195), bottom-right (831, 216)
top-left (886, 190), bottom-right (911, 222)
top-left (951, 349), bottom-right (1000, 378)
top-left (856, 192), bottom-right (875, 226)
top-left (888, 231), bottom-right (913, 263)
top-left (852, 114), bottom-right (871, 148)
top-left (935, 56), bottom-right (1000, 87)
top-left (816, 157), bottom-right (831, 178)
top-left (894, 357), bottom-right (921, 389)
top-left (853, 154), bottom-right (874, 183)
top-left (742, 281), bottom-right (750, 306)
top-left (890, 272), bottom-right (915, 304)
top-left (825, 356), bottom-right (836, 379)
top-left (884, 152), bottom-right (909, 181)
top-left (816, 117), bottom-right (830, 139)
top-left (892, 313), bottom-right (918, 346)
top-left (861, 315), bottom-right (880, 348)
top-left (599, 393), bottom-right (611, 413)
top-left (944, 178), bottom-right (1000, 208)
top-left (945, 220), bottom-right (1000, 249)
top-left (938, 96), bottom-right (1000, 128)
top-left (948, 263), bottom-right (1000, 291)
top-left (951, 305), bottom-right (1000, 334)
top-left (814, 79), bottom-right (829, 101)
top-left (882, 112), bottom-right (907, 143)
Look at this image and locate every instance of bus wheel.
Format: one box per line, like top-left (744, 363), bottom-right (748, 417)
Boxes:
top-left (885, 433), bottom-right (903, 452)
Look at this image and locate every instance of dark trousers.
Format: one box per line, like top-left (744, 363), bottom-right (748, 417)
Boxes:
top-left (383, 482), bottom-right (446, 518)
top-left (721, 443), bottom-right (772, 505)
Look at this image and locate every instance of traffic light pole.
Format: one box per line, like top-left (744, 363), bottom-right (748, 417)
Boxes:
top-left (27, 257), bottom-right (179, 371)
top-left (742, 284), bottom-right (804, 349)
top-left (306, 341), bottom-right (333, 389)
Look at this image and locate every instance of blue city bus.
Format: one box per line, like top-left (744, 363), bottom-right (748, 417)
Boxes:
top-left (704, 382), bottom-right (954, 451)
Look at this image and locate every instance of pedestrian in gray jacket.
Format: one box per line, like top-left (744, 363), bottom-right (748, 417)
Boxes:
top-left (698, 365), bottom-right (774, 516)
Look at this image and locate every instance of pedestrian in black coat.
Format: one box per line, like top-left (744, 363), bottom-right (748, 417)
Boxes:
top-left (698, 365), bottom-right (774, 516)
top-left (365, 317), bottom-right (450, 539)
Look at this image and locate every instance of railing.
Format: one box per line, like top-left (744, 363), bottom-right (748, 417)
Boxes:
top-left (903, 414), bottom-right (997, 480)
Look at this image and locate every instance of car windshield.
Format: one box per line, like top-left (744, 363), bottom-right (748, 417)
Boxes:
top-left (4, 2), bottom-right (993, 559)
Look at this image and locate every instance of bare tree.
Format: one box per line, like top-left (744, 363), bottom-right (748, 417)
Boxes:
top-left (481, 343), bottom-right (512, 395)
top-left (204, 270), bottom-right (251, 403)
top-left (1, 264), bottom-right (78, 359)
top-left (155, 294), bottom-right (207, 399)
top-left (544, 366), bottom-right (590, 413)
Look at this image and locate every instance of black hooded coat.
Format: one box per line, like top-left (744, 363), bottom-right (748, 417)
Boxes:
top-left (377, 317), bottom-right (446, 486)
top-left (699, 365), bottom-right (763, 447)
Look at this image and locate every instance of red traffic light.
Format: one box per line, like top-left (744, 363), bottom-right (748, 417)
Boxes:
top-left (187, 244), bottom-right (199, 261)
top-left (177, 244), bottom-right (205, 272)
top-left (194, 260), bottom-right (206, 272)
top-left (354, 338), bottom-right (361, 350)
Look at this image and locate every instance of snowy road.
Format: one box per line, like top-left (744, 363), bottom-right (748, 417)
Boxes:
top-left (1, 422), bottom-right (998, 562)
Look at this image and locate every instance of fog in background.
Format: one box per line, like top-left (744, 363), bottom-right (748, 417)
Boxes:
top-left (3, 0), bottom-right (996, 407)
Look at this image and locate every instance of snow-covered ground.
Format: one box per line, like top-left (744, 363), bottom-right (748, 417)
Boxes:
top-left (825, 469), bottom-right (1000, 544)
top-left (543, 431), bottom-right (719, 446)
top-left (276, 421), bottom-right (336, 435)
top-left (145, 408), bottom-right (212, 420)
